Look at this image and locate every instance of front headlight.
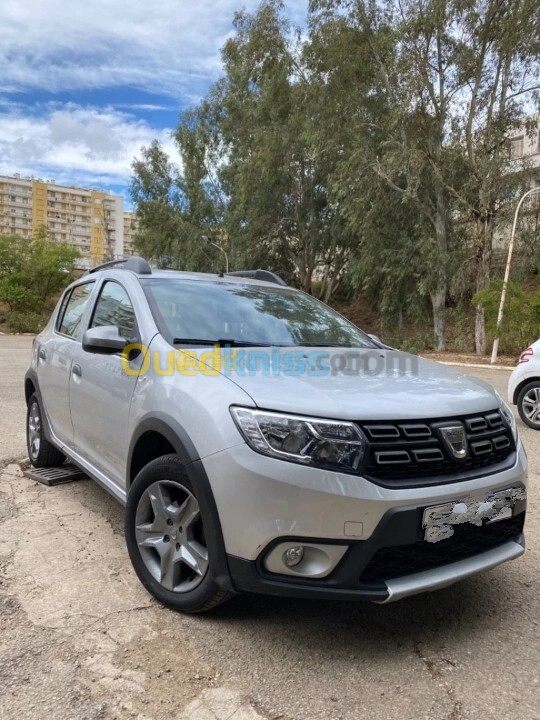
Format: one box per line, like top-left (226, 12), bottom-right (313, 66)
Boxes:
top-left (498, 395), bottom-right (518, 442)
top-left (230, 407), bottom-right (366, 472)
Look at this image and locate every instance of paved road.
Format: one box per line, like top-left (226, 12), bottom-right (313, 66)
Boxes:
top-left (0, 335), bottom-right (33, 463)
top-left (0, 335), bottom-right (538, 720)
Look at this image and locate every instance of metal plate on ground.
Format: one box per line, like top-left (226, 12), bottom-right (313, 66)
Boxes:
top-left (24, 463), bottom-right (88, 486)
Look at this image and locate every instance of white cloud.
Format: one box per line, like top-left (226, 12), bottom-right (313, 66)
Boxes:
top-left (0, 1), bottom-right (307, 191)
top-left (0, 0), bottom-right (307, 98)
top-left (0, 104), bottom-right (180, 189)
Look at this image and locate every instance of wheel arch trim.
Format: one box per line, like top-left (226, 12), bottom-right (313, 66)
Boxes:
top-left (24, 369), bottom-right (56, 444)
top-left (127, 414), bottom-right (235, 593)
top-left (127, 413), bottom-right (200, 488)
top-left (514, 376), bottom-right (540, 405)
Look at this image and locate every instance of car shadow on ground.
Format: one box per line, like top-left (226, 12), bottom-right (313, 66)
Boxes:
top-left (191, 562), bottom-right (523, 671)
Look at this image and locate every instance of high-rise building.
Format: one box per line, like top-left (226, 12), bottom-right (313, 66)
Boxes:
top-left (0, 174), bottom-right (125, 267)
top-left (123, 210), bottom-right (139, 257)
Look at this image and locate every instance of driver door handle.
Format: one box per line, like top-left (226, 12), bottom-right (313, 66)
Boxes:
top-left (72, 363), bottom-right (82, 378)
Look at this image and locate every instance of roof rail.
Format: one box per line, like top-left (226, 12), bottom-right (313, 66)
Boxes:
top-left (86, 256), bottom-right (152, 275)
top-left (226, 269), bottom-right (287, 286)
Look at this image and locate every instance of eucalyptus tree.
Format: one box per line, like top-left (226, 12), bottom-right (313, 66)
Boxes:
top-left (311, 0), bottom-right (540, 353)
top-left (443, 0), bottom-right (540, 354)
top-left (206, 0), bottom-right (359, 296)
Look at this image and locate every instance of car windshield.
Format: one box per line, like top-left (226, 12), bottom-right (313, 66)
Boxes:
top-left (141, 278), bottom-right (375, 348)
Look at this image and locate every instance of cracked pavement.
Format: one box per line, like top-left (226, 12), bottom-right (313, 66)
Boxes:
top-left (0, 335), bottom-right (539, 720)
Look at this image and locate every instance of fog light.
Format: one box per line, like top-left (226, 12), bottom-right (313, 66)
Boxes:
top-left (284, 545), bottom-right (304, 568)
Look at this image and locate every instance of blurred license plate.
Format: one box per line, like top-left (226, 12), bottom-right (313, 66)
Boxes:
top-left (422, 486), bottom-right (526, 543)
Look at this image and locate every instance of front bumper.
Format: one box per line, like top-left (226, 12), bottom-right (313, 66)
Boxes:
top-left (203, 440), bottom-right (527, 602)
top-left (226, 502), bottom-right (525, 603)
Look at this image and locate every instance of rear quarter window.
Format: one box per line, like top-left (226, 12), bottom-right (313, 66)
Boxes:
top-left (57, 282), bottom-right (94, 340)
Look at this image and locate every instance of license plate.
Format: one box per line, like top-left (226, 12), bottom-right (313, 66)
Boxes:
top-left (422, 486), bottom-right (526, 543)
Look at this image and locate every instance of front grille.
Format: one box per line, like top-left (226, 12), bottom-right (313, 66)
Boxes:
top-left (360, 513), bottom-right (525, 585)
top-left (358, 409), bottom-right (515, 487)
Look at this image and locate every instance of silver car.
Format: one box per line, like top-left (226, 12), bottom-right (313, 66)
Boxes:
top-left (25, 257), bottom-right (527, 613)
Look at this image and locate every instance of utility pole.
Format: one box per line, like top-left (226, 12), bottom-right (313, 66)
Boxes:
top-left (490, 186), bottom-right (540, 364)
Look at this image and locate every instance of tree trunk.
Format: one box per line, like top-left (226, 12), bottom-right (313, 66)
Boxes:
top-left (474, 215), bottom-right (493, 356)
top-left (431, 187), bottom-right (447, 351)
top-left (430, 284), bottom-right (446, 351)
top-left (475, 304), bottom-right (486, 356)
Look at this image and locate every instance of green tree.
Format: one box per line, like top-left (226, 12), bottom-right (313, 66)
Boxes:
top-left (443, 0), bottom-right (540, 354)
top-left (131, 1), bottom-right (358, 298)
top-left (311, 0), bottom-right (540, 352)
top-left (0, 231), bottom-right (79, 332)
top-left (310, 0), bottom-right (457, 349)
top-left (474, 279), bottom-right (540, 354)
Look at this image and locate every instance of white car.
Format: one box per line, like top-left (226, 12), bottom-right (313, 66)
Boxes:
top-left (508, 340), bottom-right (540, 429)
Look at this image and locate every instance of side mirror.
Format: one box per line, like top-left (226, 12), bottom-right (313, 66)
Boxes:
top-left (82, 326), bottom-right (127, 354)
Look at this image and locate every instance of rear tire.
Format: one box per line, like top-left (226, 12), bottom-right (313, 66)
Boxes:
top-left (125, 453), bottom-right (234, 613)
top-left (26, 393), bottom-right (65, 467)
top-left (517, 381), bottom-right (540, 430)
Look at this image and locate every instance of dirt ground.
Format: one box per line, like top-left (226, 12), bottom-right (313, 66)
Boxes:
top-left (1, 335), bottom-right (538, 720)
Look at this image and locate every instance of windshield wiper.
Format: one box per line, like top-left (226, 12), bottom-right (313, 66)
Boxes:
top-left (172, 338), bottom-right (274, 347)
top-left (294, 343), bottom-right (369, 348)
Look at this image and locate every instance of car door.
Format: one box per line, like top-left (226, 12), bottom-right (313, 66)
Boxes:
top-left (69, 279), bottom-right (144, 487)
top-left (37, 281), bottom-right (95, 445)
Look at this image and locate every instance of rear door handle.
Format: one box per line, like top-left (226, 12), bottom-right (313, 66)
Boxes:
top-left (72, 363), bottom-right (82, 378)
top-left (38, 348), bottom-right (46, 361)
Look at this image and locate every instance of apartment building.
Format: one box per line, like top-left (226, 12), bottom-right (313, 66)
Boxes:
top-left (123, 210), bottom-right (139, 256)
top-left (509, 121), bottom-right (540, 171)
top-left (0, 174), bottom-right (124, 267)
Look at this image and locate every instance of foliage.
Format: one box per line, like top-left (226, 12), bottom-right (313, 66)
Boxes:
top-left (4, 311), bottom-right (42, 334)
top-left (130, 0), bottom-right (540, 352)
top-left (474, 280), bottom-right (540, 354)
top-left (0, 232), bottom-right (79, 332)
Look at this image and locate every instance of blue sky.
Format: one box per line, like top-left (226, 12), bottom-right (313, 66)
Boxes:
top-left (0, 0), bottom-right (307, 206)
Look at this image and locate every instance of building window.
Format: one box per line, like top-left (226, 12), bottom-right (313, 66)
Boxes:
top-left (509, 136), bottom-right (524, 158)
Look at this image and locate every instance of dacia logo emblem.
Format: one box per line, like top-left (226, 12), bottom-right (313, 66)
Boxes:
top-left (440, 424), bottom-right (468, 460)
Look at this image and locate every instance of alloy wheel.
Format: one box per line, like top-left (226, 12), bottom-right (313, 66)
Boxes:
top-left (28, 401), bottom-right (41, 461)
top-left (521, 387), bottom-right (540, 425)
top-left (134, 480), bottom-right (209, 592)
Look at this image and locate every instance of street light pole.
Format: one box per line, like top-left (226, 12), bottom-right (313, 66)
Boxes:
top-left (490, 186), bottom-right (540, 364)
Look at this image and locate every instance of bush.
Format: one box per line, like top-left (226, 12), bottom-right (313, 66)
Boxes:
top-left (473, 280), bottom-right (540, 355)
top-left (0, 231), bottom-right (79, 325)
top-left (383, 328), bottom-right (434, 354)
top-left (4, 310), bottom-right (42, 333)
top-left (446, 305), bottom-right (475, 352)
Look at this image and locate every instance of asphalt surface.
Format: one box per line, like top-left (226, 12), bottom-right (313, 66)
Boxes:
top-left (0, 335), bottom-right (538, 720)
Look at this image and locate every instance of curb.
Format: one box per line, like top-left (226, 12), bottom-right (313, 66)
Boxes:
top-left (432, 360), bottom-right (514, 371)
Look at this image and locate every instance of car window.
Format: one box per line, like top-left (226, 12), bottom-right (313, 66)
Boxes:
top-left (141, 278), bottom-right (376, 348)
top-left (55, 289), bottom-right (73, 332)
top-left (58, 282), bottom-right (95, 339)
top-left (90, 281), bottom-right (136, 340)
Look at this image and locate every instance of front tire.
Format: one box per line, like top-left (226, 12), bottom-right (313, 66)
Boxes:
top-left (517, 381), bottom-right (540, 430)
top-left (26, 393), bottom-right (65, 467)
top-left (125, 454), bottom-right (234, 613)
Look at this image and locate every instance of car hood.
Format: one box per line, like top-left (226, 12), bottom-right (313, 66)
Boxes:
top-left (213, 347), bottom-right (501, 420)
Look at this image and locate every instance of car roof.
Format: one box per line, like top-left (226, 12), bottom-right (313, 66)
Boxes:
top-left (83, 257), bottom-right (289, 290)
top-left (138, 269), bottom-right (289, 288)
